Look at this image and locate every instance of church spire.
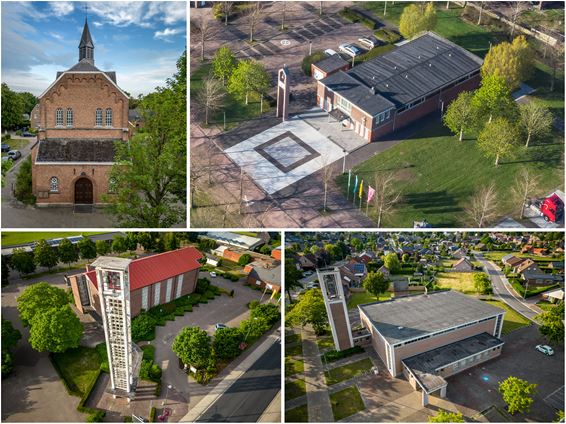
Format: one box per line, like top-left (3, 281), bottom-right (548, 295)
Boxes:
top-left (79, 14), bottom-right (94, 64)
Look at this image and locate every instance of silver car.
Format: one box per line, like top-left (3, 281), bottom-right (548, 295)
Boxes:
top-left (339, 43), bottom-right (362, 57)
top-left (358, 36), bottom-right (380, 49)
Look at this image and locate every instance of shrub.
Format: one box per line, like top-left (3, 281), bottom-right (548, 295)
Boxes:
top-left (149, 407), bottom-right (157, 423)
top-left (339, 7), bottom-right (376, 29)
top-left (196, 278), bottom-right (211, 294)
top-left (356, 44), bottom-right (396, 64)
top-left (86, 411), bottom-right (106, 422)
top-left (14, 156), bottom-right (35, 204)
top-left (251, 303), bottom-right (280, 326)
top-left (249, 300), bottom-right (260, 310)
top-left (141, 345), bottom-right (155, 362)
top-left (238, 254), bottom-right (252, 266)
top-left (322, 346), bottom-right (364, 362)
top-left (123, 416), bottom-right (133, 422)
top-left (131, 313), bottom-right (157, 342)
top-left (96, 343), bottom-right (109, 373)
top-left (301, 50), bottom-right (326, 76)
top-left (374, 28), bottom-right (401, 43)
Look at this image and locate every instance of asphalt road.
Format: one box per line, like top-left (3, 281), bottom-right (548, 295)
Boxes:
top-left (196, 341), bottom-right (281, 422)
top-left (474, 252), bottom-right (541, 322)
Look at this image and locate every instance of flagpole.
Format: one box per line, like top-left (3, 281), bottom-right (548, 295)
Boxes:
top-left (366, 201), bottom-right (369, 215)
top-left (346, 170), bottom-right (351, 200)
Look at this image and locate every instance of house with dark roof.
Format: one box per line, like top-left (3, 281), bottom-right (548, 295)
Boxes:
top-left (315, 32), bottom-right (483, 142)
top-left (452, 257), bottom-right (474, 272)
top-left (311, 54), bottom-right (350, 81)
top-left (68, 247), bottom-right (203, 317)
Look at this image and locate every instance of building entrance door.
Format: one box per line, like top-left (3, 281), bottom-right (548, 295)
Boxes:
top-left (75, 178), bottom-right (93, 204)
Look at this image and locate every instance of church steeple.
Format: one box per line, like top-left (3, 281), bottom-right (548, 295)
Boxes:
top-left (79, 17), bottom-right (94, 64)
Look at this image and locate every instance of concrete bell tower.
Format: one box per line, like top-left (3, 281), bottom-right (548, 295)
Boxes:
top-left (92, 257), bottom-right (142, 397)
top-left (276, 65), bottom-right (290, 121)
top-left (317, 267), bottom-right (354, 351)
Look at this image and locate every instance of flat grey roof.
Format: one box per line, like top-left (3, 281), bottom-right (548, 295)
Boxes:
top-left (402, 332), bottom-right (504, 393)
top-left (358, 290), bottom-right (504, 345)
top-left (314, 54), bottom-right (349, 73)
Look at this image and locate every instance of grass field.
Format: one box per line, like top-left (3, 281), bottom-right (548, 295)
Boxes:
top-left (336, 119), bottom-right (563, 228)
top-left (286, 404), bottom-right (308, 422)
top-left (190, 63), bottom-right (271, 129)
top-left (330, 386), bottom-right (366, 421)
top-left (436, 272), bottom-right (478, 294)
top-left (285, 356), bottom-right (305, 378)
top-left (316, 335), bottom-right (335, 350)
top-left (484, 251), bottom-right (564, 262)
top-left (285, 378), bottom-right (307, 400)
top-left (52, 346), bottom-right (101, 395)
top-left (484, 300), bottom-right (531, 334)
top-left (325, 358), bottom-right (373, 386)
top-left (347, 290), bottom-right (391, 309)
top-left (1, 232), bottom-right (105, 247)
top-left (285, 343), bottom-right (303, 357)
top-left (286, 332), bottom-right (302, 345)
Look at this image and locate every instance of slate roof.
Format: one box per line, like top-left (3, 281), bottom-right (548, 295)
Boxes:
top-left (249, 263), bottom-right (281, 285)
top-left (314, 54), bottom-right (349, 73)
top-left (36, 139), bottom-right (119, 162)
top-left (321, 32), bottom-right (483, 116)
top-left (79, 19), bottom-right (94, 48)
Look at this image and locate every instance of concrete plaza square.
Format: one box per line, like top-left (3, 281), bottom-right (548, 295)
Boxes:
top-left (225, 118), bottom-right (345, 195)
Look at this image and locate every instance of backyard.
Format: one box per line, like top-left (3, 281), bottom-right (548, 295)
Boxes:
top-left (330, 386), bottom-right (366, 421)
top-left (325, 358), bottom-right (373, 385)
top-left (51, 346), bottom-right (102, 396)
top-left (285, 404), bottom-right (308, 422)
top-left (1, 232), bottom-right (105, 246)
top-left (436, 272), bottom-right (478, 294)
top-left (484, 299), bottom-right (532, 334)
top-left (347, 290), bottom-right (391, 309)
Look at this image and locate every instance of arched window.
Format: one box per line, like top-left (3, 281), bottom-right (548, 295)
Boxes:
top-left (95, 108), bottom-right (102, 126)
top-left (108, 177), bottom-right (117, 194)
top-left (66, 108), bottom-right (73, 127)
top-left (49, 176), bottom-right (59, 192)
top-left (55, 108), bottom-right (63, 126)
top-left (105, 108), bottom-right (113, 127)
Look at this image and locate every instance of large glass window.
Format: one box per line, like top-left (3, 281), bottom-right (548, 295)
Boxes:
top-left (337, 96), bottom-right (352, 114)
top-left (66, 108), bottom-right (73, 127)
top-left (105, 108), bottom-right (113, 127)
top-left (55, 108), bottom-right (63, 126)
top-left (95, 108), bottom-right (102, 126)
top-left (49, 176), bottom-right (59, 192)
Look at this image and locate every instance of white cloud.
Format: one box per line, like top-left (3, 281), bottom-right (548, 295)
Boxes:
top-left (85, 1), bottom-right (186, 28)
top-left (154, 27), bottom-right (182, 42)
top-left (93, 21), bottom-right (104, 28)
top-left (49, 32), bottom-right (64, 41)
top-left (49, 1), bottom-right (74, 18)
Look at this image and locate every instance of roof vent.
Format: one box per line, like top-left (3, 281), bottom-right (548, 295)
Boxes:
top-left (449, 53), bottom-right (452, 57)
top-left (385, 83), bottom-right (389, 88)
top-left (398, 326), bottom-right (404, 330)
top-left (429, 63), bottom-right (432, 67)
top-left (405, 74), bottom-right (409, 79)
top-left (436, 46), bottom-right (440, 49)
top-left (418, 55), bottom-right (421, 59)
top-left (371, 86), bottom-right (375, 94)
top-left (394, 65), bottom-right (397, 69)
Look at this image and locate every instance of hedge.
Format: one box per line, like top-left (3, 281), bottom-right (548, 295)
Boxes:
top-left (511, 281), bottom-right (560, 298)
top-left (149, 407), bottom-right (157, 423)
top-left (322, 346), bottom-right (364, 363)
top-left (355, 44), bottom-right (396, 64)
top-left (339, 7), bottom-right (376, 29)
top-left (301, 50), bottom-right (326, 76)
top-left (374, 28), bottom-right (401, 43)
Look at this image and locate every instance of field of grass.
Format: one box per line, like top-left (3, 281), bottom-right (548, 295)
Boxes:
top-left (285, 343), bottom-right (303, 357)
top-left (285, 357), bottom-right (305, 378)
top-left (286, 404), bottom-right (308, 422)
top-left (347, 290), bottom-right (391, 309)
top-left (316, 335), bottom-right (335, 350)
top-left (484, 300), bottom-right (531, 334)
top-left (52, 346), bottom-right (101, 395)
top-left (1, 232), bottom-right (105, 247)
top-left (484, 251), bottom-right (564, 262)
top-left (536, 300), bottom-right (559, 312)
top-left (336, 119), bottom-right (563, 228)
top-left (325, 358), bottom-right (373, 386)
top-left (330, 386), bottom-right (366, 421)
top-left (190, 63), bottom-right (271, 129)
top-left (436, 272), bottom-right (478, 294)
top-left (286, 332), bottom-right (302, 345)
top-left (285, 378), bottom-right (307, 400)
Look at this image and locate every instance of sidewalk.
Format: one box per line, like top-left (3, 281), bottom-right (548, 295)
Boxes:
top-left (258, 391), bottom-right (281, 423)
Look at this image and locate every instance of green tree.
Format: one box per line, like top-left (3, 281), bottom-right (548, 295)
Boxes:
top-left (33, 239), bottom-right (58, 271)
top-left (535, 303), bottom-right (564, 343)
top-left (518, 102), bottom-right (554, 148)
top-left (401, 253), bottom-right (410, 263)
top-left (1, 83), bottom-right (24, 130)
top-left (239, 316), bottom-right (270, 340)
top-left (212, 46), bottom-right (237, 85)
top-left (131, 313), bottom-right (157, 342)
top-left (172, 327), bottom-right (212, 369)
top-left (18, 91), bottom-right (38, 115)
top-left (10, 248), bottom-right (36, 275)
top-left (443, 91), bottom-right (478, 141)
top-left (1, 256), bottom-right (9, 286)
top-left (2, 317), bottom-right (22, 352)
top-left (473, 273), bottom-right (492, 294)
top-left (137, 232), bottom-right (154, 250)
top-left (14, 156), bottom-right (34, 204)
top-left (1, 159), bottom-right (12, 188)
top-left (477, 117), bottom-right (520, 166)
top-left (285, 258), bottom-right (303, 303)
top-left (238, 253), bottom-right (252, 266)
top-left (106, 51), bottom-right (186, 227)
top-left (163, 232), bottom-right (180, 251)
top-left (362, 271), bottom-right (389, 298)
top-left (112, 236), bottom-right (127, 253)
top-left (213, 327), bottom-right (243, 359)
top-left (250, 303), bottom-right (280, 326)
top-left (429, 409), bottom-right (464, 422)
top-left (78, 238), bottom-right (97, 259)
top-left (481, 36), bottom-right (533, 91)
top-left (125, 233), bottom-right (139, 251)
top-left (28, 304), bottom-right (83, 353)
top-left (17, 282), bottom-right (68, 326)
top-left (228, 59), bottom-right (270, 105)
top-left (399, 3), bottom-right (436, 39)
top-left (57, 238), bottom-right (78, 269)
top-left (351, 238), bottom-right (362, 252)
top-left (95, 240), bottom-right (110, 256)
top-left (472, 74), bottom-right (515, 124)
top-left (286, 289), bottom-right (328, 335)
top-left (383, 253), bottom-right (401, 273)
top-left (499, 376), bottom-right (537, 415)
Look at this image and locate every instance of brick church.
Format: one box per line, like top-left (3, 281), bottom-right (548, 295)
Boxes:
top-left (31, 18), bottom-right (129, 206)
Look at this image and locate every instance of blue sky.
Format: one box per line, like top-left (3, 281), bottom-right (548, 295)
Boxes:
top-left (1, 1), bottom-right (186, 97)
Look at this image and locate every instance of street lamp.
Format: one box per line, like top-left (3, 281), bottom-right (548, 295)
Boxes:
top-left (162, 384), bottom-right (173, 406)
top-left (244, 317), bottom-right (259, 342)
top-left (342, 149), bottom-right (347, 174)
top-left (308, 40), bottom-right (312, 55)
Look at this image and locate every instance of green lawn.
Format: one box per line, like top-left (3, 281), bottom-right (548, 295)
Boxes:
top-left (436, 272), bottom-right (478, 294)
top-left (536, 300), bottom-right (559, 312)
top-left (484, 300), bottom-right (531, 334)
top-left (190, 62), bottom-right (271, 129)
top-left (325, 358), bottom-right (373, 386)
top-left (316, 335), bottom-right (335, 350)
top-left (1, 232), bottom-right (106, 247)
top-left (484, 251), bottom-right (564, 262)
top-left (285, 357), bottom-right (305, 378)
top-left (330, 386), bottom-right (366, 421)
top-left (285, 378), bottom-right (307, 400)
top-left (285, 343), bottom-right (303, 357)
top-left (347, 290), bottom-right (391, 309)
top-left (52, 346), bottom-right (102, 395)
top-left (1, 138), bottom-right (31, 157)
top-left (337, 119), bottom-right (563, 228)
top-left (286, 333), bottom-right (302, 345)
top-left (285, 404), bottom-right (308, 422)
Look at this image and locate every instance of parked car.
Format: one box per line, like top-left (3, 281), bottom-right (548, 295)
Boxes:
top-left (358, 36), bottom-right (380, 49)
top-left (306, 282), bottom-right (319, 289)
top-left (7, 150), bottom-right (21, 160)
top-left (2, 156), bottom-right (13, 163)
top-left (324, 48), bottom-right (338, 56)
top-left (303, 270), bottom-right (314, 276)
top-left (21, 132), bottom-right (35, 137)
top-left (339, 43), bottom-right (362, 57)
top-left (209, 271), bottom-right (217, 278)
top-left (1, 144), bottom-right (10, 152)
top-left (214, 323), bottom-right (227, 331)
top-left (535, 344), bottom-right (554, 356)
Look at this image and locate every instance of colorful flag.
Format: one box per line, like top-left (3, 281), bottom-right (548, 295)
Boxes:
top-left (367, 186), bottom-right (376, 203)
top-left (347, 170), bottom-right (352, 192)
top-left (353, 175), bottom-right (358, 194)
top-left (359, 179), bottom-right (363, 199)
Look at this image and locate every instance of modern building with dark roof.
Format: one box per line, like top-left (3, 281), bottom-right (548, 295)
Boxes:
top-left (314, 32), bottom-right (483, 141)
top-left (358, 290), bottom-right (505, 405)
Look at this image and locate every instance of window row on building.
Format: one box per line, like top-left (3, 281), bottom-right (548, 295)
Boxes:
top-left (48, 176), bottom-right (117, 193)
top-left (55, 107), bottom-right (113, 127)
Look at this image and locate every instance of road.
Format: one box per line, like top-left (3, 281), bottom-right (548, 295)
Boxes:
top-left (474, 252), bottom-right (541, 322)
top-left (196, 340), bottom-right (281, 422)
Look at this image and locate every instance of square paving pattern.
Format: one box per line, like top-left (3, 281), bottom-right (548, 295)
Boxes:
top-left (225, 118), bottom-right (344, 195)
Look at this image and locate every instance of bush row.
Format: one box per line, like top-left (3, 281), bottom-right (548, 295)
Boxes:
top-left (322, 346), bottom-right (364, 363)
top-left (374, 28), bottom-right (401, 43)
top-left (339, 7), bottom-right (376, 29)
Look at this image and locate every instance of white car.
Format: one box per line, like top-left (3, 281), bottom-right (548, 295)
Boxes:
top-left (324, 48), bottom-right (338, 56)
top-left (535, 344), bottom-right (554, 356)
top-left (214, 323), bottom-right (227, 331)
top-left (358, 36), bottom-right (379, 49)
top-left (339, 43), bottom-right (362, 57)
top-left (303, 270), bottom-right (314, 276)
top-left (209, 271), bottom-right (217, 278)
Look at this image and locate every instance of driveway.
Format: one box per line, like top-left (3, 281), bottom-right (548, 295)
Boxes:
top-left (151, 274), bottom-right (270, 412)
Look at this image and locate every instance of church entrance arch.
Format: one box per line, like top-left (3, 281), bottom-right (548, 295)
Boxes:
top-left (75, 177), bottom-right (93, 204)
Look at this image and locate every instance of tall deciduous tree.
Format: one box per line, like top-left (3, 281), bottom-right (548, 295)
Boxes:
top-left (212, 47), bottom-right (237, 85)
top-left (191, 15), bottom-right (216, 61)
top-left (33, 239), bottom-right (58, 271)
top-left (499, 376), bottom-right (537, 415)
top-left (429, 409), bottom-right (464, 423)
top-left (472, 74), bottom-right (515, 124)
top-left (1, 83), bottom-right (24, 131)
top-left (362, 271), bottom-right (389, 299)
top-left (57, 238), bottom-right (78, 269)
top-left (95, 240), bottom-right (110, 256)
top-left (112, 236), bottom-right (127, 253)
top-left (443, 91), bottom-right (478, 141)
top-left (518, 102), bottom-right (554, 147)
top-left (536, 303), bottom-right (564, 343)
top-left (371, 172), bottom-right (401, 228)
top-left (284, 258), bottom-right (303, 303)
top-left (383, 253), bottom-right (401, 273)
top-left (196, 77), bottom-right (225, 125)
top-left (399, 3), bottom-right (436, 39)
top-left (220, 1), bottom-right (234, 25)
top-left (244, 2), bottom-right (264, 42)
top-left (28, 305), bottom-right (83, 353)
top-left (77, 238), bottom-right (97, 259)
top-left (286, 289), bottom-right (328, 335)
top-left (481, 36), bottom-right (533, 92)
top-left (512, 168), bottom-right (540, 219)
top-left (228, 60), bottom-right (270, 105)
top-left (17, 282), bottom-right (68, 326)
top-left (172, 326), bottom-right (212, 369)
top-left (10, 248), bottom-right (36, 275)
top-left (213, 327), bottom-right (243, 359)
top-left (477, 117), bottom-right (519, 166)
top-left (466, 183), bottom-right (499, 227)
